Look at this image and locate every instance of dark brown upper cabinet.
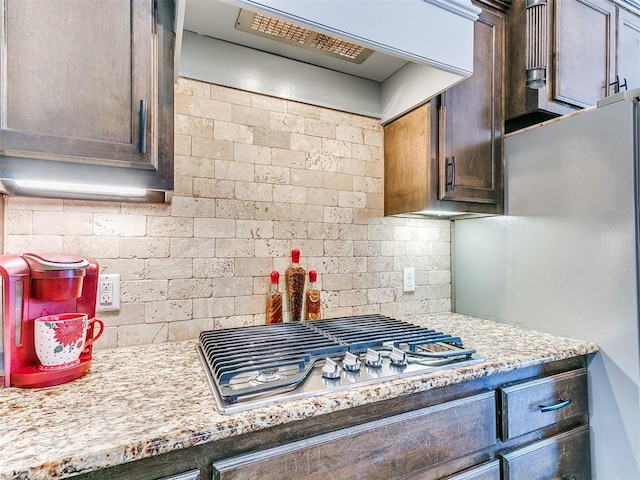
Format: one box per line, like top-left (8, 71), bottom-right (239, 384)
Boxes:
top-left (384, 2), bottom-right (505, 218)
top-left (618, 7), bottom-right (640, 93)
top-left (0, 0), bottom-right (174, 200)
top-left (505, 0), bottom-right (640, 131)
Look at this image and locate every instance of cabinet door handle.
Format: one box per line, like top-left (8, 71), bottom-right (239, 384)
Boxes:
top-left (139, 99), bottom-right (147, 154)
top-left (621, 77), bottom-right (628, 91)
top-left (609, 76), bottom-right (628, 94)
top-left (446, 156), bottom-right (456, 191)
top-left (561, 477), bottom-right (577, 480)
top-left (539, 398), bottom-right (572, 412)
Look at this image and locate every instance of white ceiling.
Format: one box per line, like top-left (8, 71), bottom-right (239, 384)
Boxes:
top-left (182, 0), bottom-right (409, 82)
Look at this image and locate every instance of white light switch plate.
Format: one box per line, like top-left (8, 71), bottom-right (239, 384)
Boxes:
top-left (97, 273), bottom-right (120, 312)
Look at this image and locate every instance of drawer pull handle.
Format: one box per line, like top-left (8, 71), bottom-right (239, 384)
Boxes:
top-left (539, 398), bottom-right (572, 412)
top-left (561, 477), bottom-right (577, 480)
top-left (139, 99), bottom-right (148, 154)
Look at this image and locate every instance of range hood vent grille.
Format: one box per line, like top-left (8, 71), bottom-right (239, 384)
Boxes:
top-left (236, 9), bottom-right (374, 64)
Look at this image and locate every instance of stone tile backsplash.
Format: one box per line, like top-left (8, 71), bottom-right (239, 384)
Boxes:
top-left (4, 77), bottom-right (452, 349)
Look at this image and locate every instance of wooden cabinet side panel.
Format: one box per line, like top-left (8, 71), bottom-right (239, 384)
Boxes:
top-left (383, 103), bottom-right (431, 215)
top-left (618, 8), bottom-right (640, 91)
top-left (213, 392), bottom-right (497, 480)
top-left (554, 0), bottom-right (616, 107)
top-left (500, 368), bottom-right (588, 440)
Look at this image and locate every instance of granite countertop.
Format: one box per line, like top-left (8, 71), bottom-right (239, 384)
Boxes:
top-left (0, 313), bottom-right (599, 480)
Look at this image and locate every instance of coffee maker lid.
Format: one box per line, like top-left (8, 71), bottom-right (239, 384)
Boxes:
top-left (23, 253), bottom-right (90, 271)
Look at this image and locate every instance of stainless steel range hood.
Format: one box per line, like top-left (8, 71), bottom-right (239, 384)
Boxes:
top-left (178, 0), bottom-right (482, 124)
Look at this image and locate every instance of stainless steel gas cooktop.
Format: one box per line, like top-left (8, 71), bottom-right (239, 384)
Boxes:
top-left (197, 314), bottom-right (483, 414)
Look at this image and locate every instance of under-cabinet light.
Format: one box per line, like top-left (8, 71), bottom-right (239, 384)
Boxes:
top-left (418, 210), bottom-right (469, 217)
top-left (14, 180), bottom-right (147, 197)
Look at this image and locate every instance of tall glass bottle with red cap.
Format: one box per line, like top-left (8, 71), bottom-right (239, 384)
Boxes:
top-left (265, 271), bottom-right (283, 324)
top-left (285, 249), bottom-right (305, 322)
top-left (304, 270), bottom-right (321, 320)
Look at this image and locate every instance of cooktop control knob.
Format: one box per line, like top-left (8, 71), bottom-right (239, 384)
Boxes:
top-left (322, 357), bottom-right (342, 379)
top-left (390, 347), bottom-right (408, 367)
top-left (365, 348), bottom-right (383, 368)
top-left (342, 351), bottom-right (361, 372)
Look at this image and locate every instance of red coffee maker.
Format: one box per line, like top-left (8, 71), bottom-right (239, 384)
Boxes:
top-left (0, 252), bottom-right (100, 388)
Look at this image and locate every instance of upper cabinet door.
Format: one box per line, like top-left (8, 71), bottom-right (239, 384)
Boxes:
top-left (554, 0), bottom-right (616, 108)
top-left (1, 0), bottom-right (152, 166)
top-left (439, 6), bottom-right (504, 205)
top-left (617, 7), bottom-right (640, 91)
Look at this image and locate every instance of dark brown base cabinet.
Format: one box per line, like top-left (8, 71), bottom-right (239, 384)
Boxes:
top-left (74, 357), bottom-right (591, 480)
top-left (212, 392), bottom-right (496, 480)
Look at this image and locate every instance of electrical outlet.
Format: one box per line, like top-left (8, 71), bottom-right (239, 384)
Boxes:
top-left (97, 274), bottom-right (120, 312)
top-left (403, 267), bottom-right (415, 293)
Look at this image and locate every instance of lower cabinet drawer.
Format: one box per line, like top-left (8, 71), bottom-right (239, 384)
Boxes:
top-left (501, 425), bottom-right (591, 480)
top-left (212, 391), bottom-right (496, 480)
top-left (439, 460), bottom-right (501, 480)
top-left (500, 368), bottom-right (588, 440)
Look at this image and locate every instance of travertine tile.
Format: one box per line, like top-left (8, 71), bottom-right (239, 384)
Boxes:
top-left (192, 257), bottom-right (235, 278)
top-left (117, 322), bottom-right (168, 346)
top-left (194, 296), bottom-right (234, 318)
top-left (255, 165), bottom-right (290, 184)
top-left (32, 210), bottom-right (93, 235)
top-left (191, 137), bottom-right (233, 160)
top-left (5, 210), bottom-right (33, 235)
top-left (322, 138), bottom-right (351, 157)
top-left (235, 220), bottom-right (274, 239)
top-left (93, 214), bottom-right (146, 236)
top-left (147, 216), bottom-right (194, 238)
top-left (171, 238), bottom-right (218, 258)
top-left (63, 236), bottom-right (120, 259)
top-left (98, 258), bottom-right (145, 279)
top-left (5, 235), bottom-right (62, 255)
top-left (336, 124), bottom-right (364, 144)
top-left (167, 317), bottom-right (214, 341)
top-left (145, 258), bottom-right (194, 280)
top-left (235, 181), bottom-right (273, 202)
top-left (214, 120), bottom-right (253, 143)
top-left (272, 185), bottom-right (307, 204)
top-left (253, 127), bottom-right (291, 149)
top-left (189, 97), bottom-right (232, 121)
top-left (121, 279), bottom-right (168, 302)
top-left (234, 294), bottom-right (264, 315)
top-left (232, 104), bottom-right (270, 128)
top-left (175, 77), bottom-right (210, 97)
top-left (211, 84), bottom-right (252, 106)
top-left (270, 112), bottom-right (305, 133)
top-left (4, 77), bottom-right (455, 348)
top-left (145, 299), bottom-right (193, 322)
top-left (271, 147), bottom-right (306, 168)
top-left (290, 133), bottom-right (322, 153)
top-left (175, 113), bottom-right (214, 137)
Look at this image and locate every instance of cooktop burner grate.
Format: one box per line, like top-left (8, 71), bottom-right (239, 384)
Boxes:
top-left (198, 314), bottom-right (482, 413)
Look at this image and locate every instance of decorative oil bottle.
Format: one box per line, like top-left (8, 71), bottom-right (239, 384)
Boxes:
top-left (265, 271), bottom-right (283, 324)
top-left (285, 249), bottom-right (305, 322)
top-left (304, 270), bottom-right (321, 320)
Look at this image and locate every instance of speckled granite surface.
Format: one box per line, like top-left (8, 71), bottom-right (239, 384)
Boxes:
top-left (0, 313), bottom-right (598, 480)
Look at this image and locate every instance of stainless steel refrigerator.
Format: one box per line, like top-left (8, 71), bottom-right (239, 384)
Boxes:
top-left (453, 89), bottom-right (640, 479)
